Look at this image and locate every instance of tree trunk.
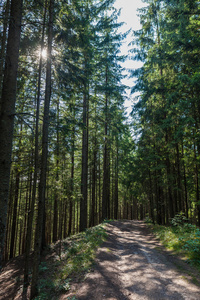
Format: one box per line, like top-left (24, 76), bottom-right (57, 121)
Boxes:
top-left (194, 138), bottom-right (200, 226)
top-left (30, 0), bottom-right (54, 297)
top-left (114, 140), bottom-right (118, 220)
top-left (9, 169), bottom-right (20, 259)
top-left (22, 165), bottom-right (32, 255)
top-left (165, 134), bottom-right (174, 220)
top-left (3, 170), bottom-right (14, 261)
top-left (68, 123), bottom-right (75, 235)
top-left (176, 143), bottom-right (183, 212)
top-left (102, 66), bottom-right (109, 221)
top-left (90, 134), bottom-right (97, 227)
top-left (80, 83), bottom-right (89, 231)
top-left (23, 1), bottom-right (47, 289)
top-left (53, 99), bottom-right (60, 242)
top-left (0, 0), bottom-right (23, 267)
top-left (155, 170), bottom-right (162, 225)
top-left (98, 151), bottom-right (101, 223)
top-left (148, 169), bottom-right (155, 224)
top-left (182, 143), bottom-right (189, 218)
top-left (0, 0), bottom-right (10, 107)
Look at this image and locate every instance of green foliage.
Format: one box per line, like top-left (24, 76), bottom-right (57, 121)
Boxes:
top-left (170, 212), bottom-right (188, 227)
top-left (34, 293), bottom-right (48, 300)
top-left (153, 225), bottom-right (181, 251)
top-left (36, 224), bottom-right (107, 299)
top-left (183, 229), bottom-right (200, 264)
top-left (153, 223), bottom-right (200, 266)
top-left (144, 216), bottom-right (153, 224)
top-left (130, 0), bottom-right (200, 226)
top-left (39, 262), bottom-right (48, 273)
top-left (60, 225), bottom-right (107, 280)
top-left (34, 279), bottom-right (55, 300)
top-left (55, 279), bottom-right (71, 292)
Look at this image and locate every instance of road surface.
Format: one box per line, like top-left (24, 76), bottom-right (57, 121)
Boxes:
top-left (67, 220), bottom-right (200, 300)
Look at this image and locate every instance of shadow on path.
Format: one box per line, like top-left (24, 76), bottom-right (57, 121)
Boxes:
top-left (75, 220), bottom-right (200, 300)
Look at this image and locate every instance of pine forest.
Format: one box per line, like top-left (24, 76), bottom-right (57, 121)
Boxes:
top-left (1, 0), bottom-right (200, 298)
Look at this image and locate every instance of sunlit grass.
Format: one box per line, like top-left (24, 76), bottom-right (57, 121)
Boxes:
top-left (35, 224), bottom-right (107, 299)
top-left (152, 223), bottom-right (200, 268)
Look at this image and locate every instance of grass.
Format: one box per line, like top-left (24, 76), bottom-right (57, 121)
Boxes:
top-left (151, 222), bottom-right (200, 268)
top-left (34, 224), bottom-right (107, 299)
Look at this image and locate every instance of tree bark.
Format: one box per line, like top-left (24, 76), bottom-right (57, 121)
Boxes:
top-left (0, 0), bottom-right (23, 268)
top-left (0, 0), bottom-right (10, 108)
top-left (176, 143), bottom-right (183, 212)
top-left (165, 133), bottom-right (174, 220)
top-left (90, 123), bottom-right (97, 227)
top-left (194, 137), bottom-right (200, 226)
top-left (148, 169), bottom-right (155, 224)
top-left (114, 139), bottom-right (119, 220)
top-left (182, 143), bottom-right (189, 219)
top-left (30, 0), bottom-right (54, 297)
top-left (102, 66), bottom-right (110, 221)
top-left (68, 124), bottom-right (75, 235)
top-left (9, 169), bottom-right (20, 259)
top-left (23, 1), bottom-right (47, 289)
top-left (53, 100), bottom-right (60, 242)
top-left (80, 83), bottom-right (89, 231)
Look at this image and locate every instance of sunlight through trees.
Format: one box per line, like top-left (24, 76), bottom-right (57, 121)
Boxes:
top-left (1, 0), bottom-right (200, 297)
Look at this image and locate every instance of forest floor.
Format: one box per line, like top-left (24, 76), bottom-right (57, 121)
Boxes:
top-left (1, 220), bottom-right (200, 299)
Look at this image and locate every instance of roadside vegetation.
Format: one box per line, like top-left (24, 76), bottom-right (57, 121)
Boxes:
top-left (34, 224), bottom-right (107, 300)
top-left (147, 213), bottom-right (200, 269)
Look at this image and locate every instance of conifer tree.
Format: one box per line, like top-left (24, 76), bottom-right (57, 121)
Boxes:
top-left (0, 0), bottom-right (23, 267)
top-left (31, 0), bottom-right (54, 297)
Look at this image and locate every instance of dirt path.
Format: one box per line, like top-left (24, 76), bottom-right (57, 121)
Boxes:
top-left (66, 220), bottom-right (200, 300)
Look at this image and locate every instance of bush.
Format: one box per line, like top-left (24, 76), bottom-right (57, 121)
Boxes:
top-left (182, 223), bottom-right (196, 233)
top-left (170, 212), bottom-right (188, 227)
top-left (144, 216), bottom-right (153, 224)
top-left (183, 229), bottom-right (200, 264)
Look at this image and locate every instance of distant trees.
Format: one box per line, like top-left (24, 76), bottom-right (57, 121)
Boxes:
top-left (131, 0), bottom-right (200, 225)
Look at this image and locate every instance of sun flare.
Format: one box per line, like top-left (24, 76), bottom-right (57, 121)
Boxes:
top-left (41, 49), bottom-right (47, 59)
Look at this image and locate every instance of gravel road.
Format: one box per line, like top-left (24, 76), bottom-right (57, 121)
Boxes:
top-left (69, 220), bottom-right (200, 300)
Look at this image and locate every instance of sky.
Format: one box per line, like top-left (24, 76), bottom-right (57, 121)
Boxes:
top-left (114, 0), bottom-right (146, 115)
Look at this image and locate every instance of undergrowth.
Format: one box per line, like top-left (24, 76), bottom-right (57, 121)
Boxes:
top-left (35, 224), bottom-right (107, 299)
top-left (151, 213), bottom-right (200, 269)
